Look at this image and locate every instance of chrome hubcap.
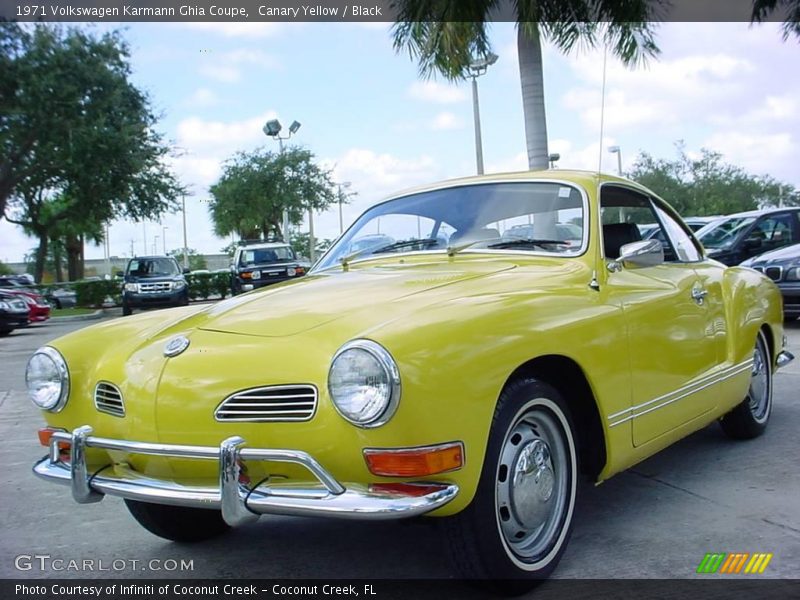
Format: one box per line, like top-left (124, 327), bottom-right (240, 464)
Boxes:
top-left (496, 406), bottom-right (569, 562)
top-left (748, 341), bottom-right (770, 421)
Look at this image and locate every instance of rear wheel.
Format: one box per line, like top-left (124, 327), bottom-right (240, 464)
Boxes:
top-left (125, 500), bottom-right (230, 542)
top-left (720, 331), bottom-right (772, 440)
top-left (443, 379), bottom-right (578, 594)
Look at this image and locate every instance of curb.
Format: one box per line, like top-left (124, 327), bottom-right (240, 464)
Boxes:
top-left (50, 308), bottom-right (118, 322)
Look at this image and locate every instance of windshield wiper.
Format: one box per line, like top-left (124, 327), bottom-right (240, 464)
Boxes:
top-left (372, 238), bottom-right (439, 254)
top-left (488, 238), bottom-right (570, 249)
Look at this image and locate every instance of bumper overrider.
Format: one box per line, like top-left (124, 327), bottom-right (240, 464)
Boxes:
top-left (33, 426), bottom-right (459, 526)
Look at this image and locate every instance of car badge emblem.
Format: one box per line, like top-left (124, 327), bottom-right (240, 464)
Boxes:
top-left (164, 336), bottom-right (190, 357)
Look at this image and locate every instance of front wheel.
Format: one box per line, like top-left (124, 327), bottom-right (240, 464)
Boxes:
top-left (443, 379), bottom-right (578, 593)
top-left (720, 331), bottom-right (772, 440)
top-left (125, 500), bottom-right (230, 542)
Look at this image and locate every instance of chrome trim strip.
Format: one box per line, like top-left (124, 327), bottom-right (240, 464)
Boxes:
top-left (214, 384), bottom-right (318, 423)
top-left (93, 381), bottom-right (125, 418)
top-left (608, 360), bottom-right (753, 428)
top-left (33, 427), bottom-right (456, 521)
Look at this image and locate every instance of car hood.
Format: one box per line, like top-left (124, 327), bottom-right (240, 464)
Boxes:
top-left (745, 243), bottom-right (800, 265)
top-left (126, 275), bottom-right (183, 282)
top-left (197, 259), bottom-right (517, 337)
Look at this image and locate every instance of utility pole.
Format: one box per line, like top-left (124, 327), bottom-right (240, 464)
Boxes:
top-left (182, 195), bottom-right (189, 269)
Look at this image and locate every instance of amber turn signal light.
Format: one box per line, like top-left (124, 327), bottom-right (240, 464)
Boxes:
top-left (364, 442), bottom-right (464, 477)
top-left (38, 427), bottom-right (68, 449)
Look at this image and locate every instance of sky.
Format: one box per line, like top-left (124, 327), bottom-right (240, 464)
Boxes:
top-left (1, 20), bottom-right (798, 265)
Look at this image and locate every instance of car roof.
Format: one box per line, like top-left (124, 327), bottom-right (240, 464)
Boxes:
top-left (711, 207), bottom-right (800, 219)
top-left (236, 243), bottom-right (290, 250)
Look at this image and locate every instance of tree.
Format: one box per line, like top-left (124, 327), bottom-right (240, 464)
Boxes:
top-left (751, 0), bottom-right (800, 41)
top-left (391, 2), bottom-right (663, 170)
top-left (168, 248), bottom-right (207, 272)
top-left (209, 146), bottom-right (337, 241)
top-left (628, 143), bottom-right (797, 216)
top-left (1, 24), bottom-right (183, 281)
top-left (290, 232), bottom-right (333, 260)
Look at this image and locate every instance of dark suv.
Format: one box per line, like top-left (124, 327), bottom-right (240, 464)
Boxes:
top-left (230, 242), bottom-right (306, 295)
top-left (119, 256), bottom-right (189, 316)
top-left (695, 207), bottom-right (800, 266)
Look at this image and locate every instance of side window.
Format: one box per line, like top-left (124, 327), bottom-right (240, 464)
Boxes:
top-left (652, 203), bottom-right (702, 262)
top-left (746, 214), bottom-right (795, 252)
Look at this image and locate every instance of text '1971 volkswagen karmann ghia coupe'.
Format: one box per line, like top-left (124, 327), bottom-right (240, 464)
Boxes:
top-left (27, 170), bottom-right (793, 592)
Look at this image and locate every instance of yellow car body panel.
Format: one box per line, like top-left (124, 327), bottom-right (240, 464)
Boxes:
top-left (37, 170), bottom-right (786, 517)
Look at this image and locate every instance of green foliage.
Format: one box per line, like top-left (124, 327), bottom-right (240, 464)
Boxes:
top-left (168, 248), bottom-right (207, 271)
top-left (74, 279), bottom-right (121, 308)
top-left (751, 0), bottom-right (800, 41)
top-left (628, 143), bottom-right (798, 216)
top-left (290, 232), bottom-right (333, 260)
top-left (185, 272), bottom-right (230, 301)
top-left (1, 24), bottom-right (184, 282)
top-left (0, 260), bottom-right (13, 276)
top-left (209, 147), bottom-right (337, 241)
top-left (391, 3), bottom-right (661, 81)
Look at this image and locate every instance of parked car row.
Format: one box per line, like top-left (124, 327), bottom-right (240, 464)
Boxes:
top-left (0, 275), bottom-right (51, 335)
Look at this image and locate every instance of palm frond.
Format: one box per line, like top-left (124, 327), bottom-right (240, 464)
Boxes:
top-left (752, 0), bottom-right (800, 41)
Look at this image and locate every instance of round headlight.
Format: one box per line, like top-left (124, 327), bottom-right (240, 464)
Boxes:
top-left (328, 340), bottom-right (400, 427)
top-left (124, 282), bottom-right (138, 292)
top-left (26, 346), bottom-right (69, 411)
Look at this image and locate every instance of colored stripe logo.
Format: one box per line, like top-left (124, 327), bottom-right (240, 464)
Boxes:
top-left (697, 553), bottom-right (773, 574)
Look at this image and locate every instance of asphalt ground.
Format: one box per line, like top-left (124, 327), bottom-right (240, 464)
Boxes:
top-left (0, 317), bottom-right (798, 590)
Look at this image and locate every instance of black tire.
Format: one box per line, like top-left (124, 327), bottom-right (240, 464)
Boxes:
top-left (124, 500), bottom-right (230, 542)
top-left (0, 328), bottom-right (12, 337)
top-left (443, 379), bottom-right (579, 594)
top-left (720, 331), bottom-right (772, 440)
top-left (122, 303), bottom-right (132, 316)
top-left (53, 299), bottom-right (62, 309)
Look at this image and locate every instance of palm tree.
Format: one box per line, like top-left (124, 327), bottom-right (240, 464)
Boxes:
top-left (391, 1), bottom-right (664, 170)
top-left (751, 0), bottom-right (800, 40)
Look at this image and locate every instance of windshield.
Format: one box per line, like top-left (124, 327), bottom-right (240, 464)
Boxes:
top-left (696, 216), bottom-right (756, 249)
top-left (315, 181), bottom-right (586, 271)
top-left (239, 246), bottom-right (295, 266)
top-left (127, 258), bottom-right (180, 277)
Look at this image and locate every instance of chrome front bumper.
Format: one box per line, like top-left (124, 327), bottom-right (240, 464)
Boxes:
top-left (33, 426), bottom-right (459, 526)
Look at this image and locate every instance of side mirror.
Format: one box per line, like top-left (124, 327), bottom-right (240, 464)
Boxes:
top-left (115, 271), bottom-right (124, 278)
top-left (743, 237), bottom-right (763, 251)
top-left (183, 268), bottom-right (190, 274)
top-left (612, 239), bottom-right (665, 270)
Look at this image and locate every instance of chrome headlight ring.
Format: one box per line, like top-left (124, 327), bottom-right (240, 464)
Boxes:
top-left (25, 346), bottom-right (70, 412)
top-left (328, 339), bottom-right (401, 428)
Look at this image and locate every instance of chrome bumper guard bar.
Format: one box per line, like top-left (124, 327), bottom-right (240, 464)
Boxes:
top-left (776, 350), bottom-right (794, 370)
top-left (33, 426), bottom-right (459, 526)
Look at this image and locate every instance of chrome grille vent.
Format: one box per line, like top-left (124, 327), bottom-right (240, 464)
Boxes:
top-left (765, 266), bottom-right (783, 282)
top-left (215, 385), bottom-right (317, 422)
top-left (140, 281), bottom-right (171, 293)
top-left (94, 382), bottom-right (125, 417)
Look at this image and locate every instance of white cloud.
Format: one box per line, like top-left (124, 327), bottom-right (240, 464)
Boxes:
top-left (408, 81), bottom-right (467, 104)
top-left (182, 23), bottom-right (285, 38)
top-left (703, 132), bottom-right (795, 177)
top-left (198, 64), bottom-right (241, 83)
top-left (431, 111), bottom-right (463, 130)
top-left (175, 111), bottom-right (277, 155)
top-left (220, 49), bottom-right (282, 70)
top-left (186, 88), bottom-right (219, 107)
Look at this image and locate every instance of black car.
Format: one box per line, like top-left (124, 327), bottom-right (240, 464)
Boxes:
top-left (0, 289), bottom-right (30, 336)
top-left (695, 207), bottom-right (800, 266)
top-left (742, 243), bottom-right (800, 319)
top-left (119, 256), bottom-right (189, 316)
top-left (230, 242), bottom-right (306, 295)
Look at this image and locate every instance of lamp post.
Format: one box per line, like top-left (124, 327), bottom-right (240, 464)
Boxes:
top-left (181, 195), bottom-right (188, 269)
top-left (152, 235), bottom-right (159, 255)
top-left (263, 118), bottom-right (301, 244)
top-left (337, 181), bottom-right (352, 234)
top-left (608, 145), bottom-right (623, 176)
top-left (468, 53), bottom-right (498, 175)
top-left (162, 226), bottom-right (168, 254)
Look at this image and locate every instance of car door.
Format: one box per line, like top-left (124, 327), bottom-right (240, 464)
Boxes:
top-left (738, 211), bottom-right (800, 263)
top-left (600, 187), bottom-right (720, 447)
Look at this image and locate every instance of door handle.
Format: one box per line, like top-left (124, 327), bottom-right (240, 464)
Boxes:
top-left (691, 287), bottom-right (708, 305)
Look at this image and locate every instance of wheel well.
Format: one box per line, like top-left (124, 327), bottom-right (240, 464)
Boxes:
top-left (760, 324), bottom-right (775, 364)
top-left (506, 355), bottom-right (606, 481)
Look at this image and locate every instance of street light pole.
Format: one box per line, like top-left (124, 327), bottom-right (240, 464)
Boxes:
top-left (468, 53), bottom-right (498, 176)
top-left (263, 119), bottom-right (301, 244)
top-left (608, 145), bottom-right (623, 176)
top-left (181, 195), bottom-right (189, 269)
top-left (162, 226), bottom-right (168, 254)
top-left (337, 181), bottom-right (352, 235)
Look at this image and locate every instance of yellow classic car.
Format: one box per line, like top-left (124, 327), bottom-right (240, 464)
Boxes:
top-left (27, 170), bottom-right (794, 591)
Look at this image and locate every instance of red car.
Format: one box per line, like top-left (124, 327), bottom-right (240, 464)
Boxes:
top-left (0, 277), bottom-right (50, 322)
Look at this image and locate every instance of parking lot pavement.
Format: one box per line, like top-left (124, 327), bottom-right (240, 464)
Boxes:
top-left (0, 318), bottom-right (798, 581)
